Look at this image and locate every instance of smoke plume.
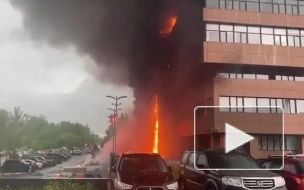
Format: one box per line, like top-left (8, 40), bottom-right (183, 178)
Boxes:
top-left (9, 0), bottom-right (177, 88)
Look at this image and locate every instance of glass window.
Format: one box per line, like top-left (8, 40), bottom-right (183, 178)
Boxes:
top-left (197, 154), bottom-right (207, 166)
top-left (277, 99), bottom-right (283, 113)
top-left (275, 75), bottom-right (282, 80)
top-left (220, 97), bottom-right (230, 112)
top-left (270, 99), bottom-right (277, 113)
top-left (295, 77), bottom-right (304, 81)
top-left (257, 98), bottom-right (270, 113)
top-left (268, 136), bottom-right (274, 150)
top-left (217, 73), bottom-right (229, 78)
top-left (262, 34), bottom-right (274, 45)
top-left (237, 97), bottom-right (243, 112)
top-left (283, 99), bottom-right (291, 114)
top-left (220, 25), bottom-right (233, 31)
top-left (256, 74), bottom-right (269, 79)
top-left (243, 74), bottom-right (256, 79)
top-left (296, 100), bottom-right (304, 114)
top-left (206, 24), bottom-right (219, 30)
top-left (247, 2), bottom-right (259, 11)
top-left (290, 100), bottom-right (296, 114)
top-left (206, 0), bottom-right (219, 8)
top-left (230, 97), bottom-right (237, 112)
top-left (248, 33), bottom-right (261, 44)
top-left (207, 31), bottom-right (220, 42)
top-left (187, 153), bottom-right (196, 167)
top-left (244, 98), bottom-right (257, 113)
top-left (230, 73), bottom-right (236, 78)
top-left (181, 152), bottom-right (189, 164)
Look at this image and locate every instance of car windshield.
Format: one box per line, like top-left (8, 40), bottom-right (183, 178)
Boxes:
top-left (119, 154), bottom-right (168, 173)
top-left (209, 153), bottom-right (259, 169)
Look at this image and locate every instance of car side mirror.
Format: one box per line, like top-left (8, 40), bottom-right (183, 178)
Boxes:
top-left (197, 164), bottom-right (206, 169)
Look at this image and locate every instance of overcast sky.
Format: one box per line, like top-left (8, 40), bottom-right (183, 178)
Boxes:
top-left (0, 0), bottom-right (134, 136)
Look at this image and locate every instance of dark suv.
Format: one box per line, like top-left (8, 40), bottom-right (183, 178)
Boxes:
top-left (1, 159), bottom-right (32, 173)
top-left (179, 149), bottom-right (287, 190)
top-left (110, 153), bottom-right (178, 190)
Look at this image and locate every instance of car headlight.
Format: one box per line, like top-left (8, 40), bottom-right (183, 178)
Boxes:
top-left (116, 180), bottom-right (133, 190)
top-left (166, 181), bottom-right (179, 190)
top-left (274, 176), bottom-right (285, 187)
top-left (222, 177), bottom-right (242, 187)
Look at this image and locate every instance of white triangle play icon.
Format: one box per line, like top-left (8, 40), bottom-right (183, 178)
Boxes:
top-left (225, 123), bottom-right (254, 154)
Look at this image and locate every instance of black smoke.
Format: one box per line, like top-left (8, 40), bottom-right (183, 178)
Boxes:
top-left (9, 0), bottom-right (205, 156)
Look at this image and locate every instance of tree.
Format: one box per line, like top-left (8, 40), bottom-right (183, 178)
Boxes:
top-left (0, 106), bottom-right (100, 153)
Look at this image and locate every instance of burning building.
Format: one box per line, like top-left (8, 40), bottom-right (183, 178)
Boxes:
top-left (9, 0), bottom-right (304, 159)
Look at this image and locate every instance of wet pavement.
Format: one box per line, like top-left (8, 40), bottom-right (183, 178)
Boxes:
top-left (0, 154), bottom-right (93, 178)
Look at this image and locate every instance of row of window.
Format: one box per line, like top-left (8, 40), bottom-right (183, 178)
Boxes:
top-left (220, 96), bottom-right (304, 114)
top-left (217, 73), bottom-right (304, 81)
top-left (258, 135), bottom-right (299, 151)
top-left (206, 0), bottom-right (304, 15)
top-left (206, 23), bottom-right (304, 47)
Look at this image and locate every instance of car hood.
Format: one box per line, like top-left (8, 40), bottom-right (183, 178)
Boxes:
top-left (119, 171), bottom-right (174, 186)
top-left (217, 170), bottom-right (278, 177)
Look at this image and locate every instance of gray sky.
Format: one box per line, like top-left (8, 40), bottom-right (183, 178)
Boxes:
top-left (0, 0), bottom-right (134, 136)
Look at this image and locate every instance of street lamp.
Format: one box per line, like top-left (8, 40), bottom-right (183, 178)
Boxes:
top-left (106, 96), bottom-right (127, 153)
top-left (107, 114), bottom-right (114, 152)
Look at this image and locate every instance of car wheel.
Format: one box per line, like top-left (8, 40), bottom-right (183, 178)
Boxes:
top-left (206, 185), bottom-right (216, 190)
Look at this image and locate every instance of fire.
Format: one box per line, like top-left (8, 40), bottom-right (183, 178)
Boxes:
top-left (152, 95), bottom-right (159, 153)
top-left (159, 16), bottom-right (177, 35)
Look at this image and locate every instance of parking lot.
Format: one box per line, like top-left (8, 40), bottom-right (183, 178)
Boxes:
top-left (0, 154), bottom-right (93, 178)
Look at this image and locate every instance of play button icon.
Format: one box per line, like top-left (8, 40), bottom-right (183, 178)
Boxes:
top-left (225, 123), bottom-right (254, 154)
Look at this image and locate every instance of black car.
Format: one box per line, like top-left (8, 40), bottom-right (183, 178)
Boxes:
top-left (1, 159), bottom-right (32, 173)
top-left (179, 149), bottom-right (287, 190)
top-left (61, 152), bottom-right (71, 159)
top-left (33, 156), bottom-right (56, 166)
top-left (45, 153), bottom-right (65, 163)
top-left (110, 153), bottom-right (178, 190)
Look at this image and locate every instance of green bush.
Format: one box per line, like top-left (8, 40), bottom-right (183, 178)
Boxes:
top-left (0, 181), bottom-right (94, 190)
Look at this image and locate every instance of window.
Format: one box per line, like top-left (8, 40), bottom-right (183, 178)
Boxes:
top-left (220, 97), bottom-right (230, 112)
top-left (206, 23), bottom-right (304, 47)
top-left (296, 100), bottom-right (304, 114)
top-left (244, 98), bottom-right (257, 113)
top-left (187, 153), bottom-right (197, 167)
top-left (197, 154), bottom-right (208, 167)
top-left (205, 0), bottom-right (304, 16)
top-left (181, 152), bottom-right (189, 164)
top-left (220, 97), bottom-right (304, 115)
top-left (257, 98), bottom-right (270, 113)
top-left (259, 135), bottom-right (286, 151)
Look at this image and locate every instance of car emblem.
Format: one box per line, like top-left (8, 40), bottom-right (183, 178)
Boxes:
top-left (257, 181), bottom-right (263, 187)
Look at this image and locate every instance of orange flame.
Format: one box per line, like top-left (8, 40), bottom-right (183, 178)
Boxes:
top-left (159, 16), bottom-right (177, 35)
top-left (152, 95), bottom-right (159, 153)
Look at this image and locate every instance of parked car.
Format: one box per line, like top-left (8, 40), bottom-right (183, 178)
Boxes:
top-left (260, 154), bottom-right (304, 190)
top-left (1, 159), bottom-right (33, 173)
top-left (72, 149), bottom-right (82, 155)
top-left (22, 159), bottom-right (41, 169)
top-left (32, 156), bottom-right (56, 166)
top-left (178, 148), bottom-right (287, 190)
top-left (110, 153), bottom-right (178, 190)
top-left (83, 161), bottom-right (106, 177)
top-left (45, 153), bottom-right (64, 164)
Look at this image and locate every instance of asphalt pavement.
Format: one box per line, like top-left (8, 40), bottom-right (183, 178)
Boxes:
top-left (0, 154), bottom-right (93, 178)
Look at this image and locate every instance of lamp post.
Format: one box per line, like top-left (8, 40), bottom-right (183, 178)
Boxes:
top-left (107, 114), bottom-right (114, 152)
top-left (106, 96), bottom-right (127, 153)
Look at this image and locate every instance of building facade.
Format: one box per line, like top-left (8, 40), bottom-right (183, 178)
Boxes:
top-left (178, 0), bottom-right (304, 158)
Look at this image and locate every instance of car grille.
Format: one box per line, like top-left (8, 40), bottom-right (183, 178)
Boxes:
top-left (242, 178), bottom-right (275, 189)
top-left (136, 187), bottom-right (163, 190)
